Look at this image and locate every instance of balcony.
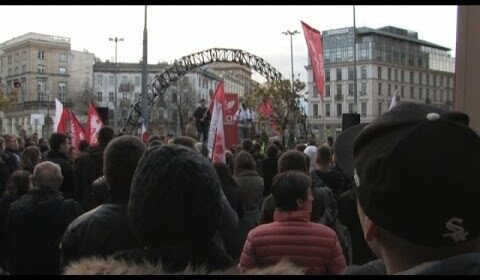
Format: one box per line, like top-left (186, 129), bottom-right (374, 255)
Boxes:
top-left (335, 94), bottom-right (344, 101)
top-left (4, 101), bottom-right (73, 113)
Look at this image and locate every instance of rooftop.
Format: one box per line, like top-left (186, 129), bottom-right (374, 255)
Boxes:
top-left (0, 32), bottom-right (71, 50)
top-left (93, 62), bottom-right (169, 73)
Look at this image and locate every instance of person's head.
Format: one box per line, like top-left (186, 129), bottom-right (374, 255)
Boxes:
top-left (31, 161), bottom-right (63, 189)
top-left (272, 171), bottom-right (313, 212)
top-left (166, 133), bottom-right (173, 140)
top-left (241, 139), bottom-right (253, 153)
top-left (104, 136), bottom-right (146, 202)
top-left (351, 102), bottom-right (480, 273)
top-left (49, 133), bottom-right (70, 155)
top-left (225, 150), bottom-right (235, 174)
top-left (2, 134), bottom-right (15, 150)
top-left (273, 140), bottom-right (283, 151)
top-left (327, 136), bottom-right (334, 147)
top-left (214, 162), bottom-right (238, 189)
top-left (242, 102), bottom-right (247, 109)
top-left (148, 134), bottom-right (161, 144)
top-left (200, 98), bottom-right (206, 107)
top-left (252, 142), bottom-right (262, 155)
top-left (308, 139), bottom-right (316, 146)
top-left (18, 146), bottom-right (41, 174)
top-left (79, 140), bottom-right (90, 152)
top-left (4, 170), bottom-right (32, 199)
top-left (148, 140), bottom-right (163, 148)
top-left (38, 138), bottom-right (48, 147)
top-left (17, 137), bottom-right (25, 150)
top-left (173, 136), bottom-right (197, 151)
top-left (295, 143), bottom-right (307, 153)
top-left (316, 145), bottom-right (332, 168)
top-left (98, 126), bottom-right (114, 147)
top-left (278, 150), bottom-right (308, 173)
top-left (235, 144), bottom-right (243, 155)
top-left (266, 144), bottom-right (279, 159)
top-left (128, 145), bottom-right (223, 248)
top-left (234, 151), bottom-right (256, 176)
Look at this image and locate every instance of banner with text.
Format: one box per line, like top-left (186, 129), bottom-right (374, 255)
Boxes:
top-left (301, 21), bottom-right (325, 99)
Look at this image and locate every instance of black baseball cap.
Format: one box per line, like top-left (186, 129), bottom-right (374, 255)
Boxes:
top-left (346, 102), bottom-right (480, 247)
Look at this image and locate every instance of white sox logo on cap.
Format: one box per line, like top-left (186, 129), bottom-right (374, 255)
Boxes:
top-left (443, 218), bottom-right (469, 243)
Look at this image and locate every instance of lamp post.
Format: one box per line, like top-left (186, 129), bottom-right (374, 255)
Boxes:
top-left (108, 37), bottom-right (124, 132)
top-left (282, 30), bottom-right (300, 94)
top-left (353, 5), bottom-right (358, 113)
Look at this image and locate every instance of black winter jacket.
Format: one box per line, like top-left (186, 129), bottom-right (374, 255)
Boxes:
top-left (61, 202), bottom-right (138, 267)
top-left (5, 186), bottom-right (83, 275)
top-left (47, 150), bottom-right (76, 200)
top-left (74, 146), bottom-right (105, 210)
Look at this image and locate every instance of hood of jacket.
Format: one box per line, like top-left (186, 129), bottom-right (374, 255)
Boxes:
top-left (64, 257), bottom-right (305, 275)
top-left (396, 252), bottom-right (480, 275)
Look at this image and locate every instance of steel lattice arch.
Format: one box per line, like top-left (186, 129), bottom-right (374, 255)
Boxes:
top-left (120, 48), bottom-right (284, 134)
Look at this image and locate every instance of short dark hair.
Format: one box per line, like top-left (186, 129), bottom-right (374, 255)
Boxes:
top-left (278, 150), bottom-right (308, 173)
top-left (4, 170), bottom-right (31, 199)
top-left (327, 136), bottom-right (334, 144)
top-left (79, 140), bottom-right (90, 152)
top-left (173, 136), bottom-right (197, 151)
top-left (316, 145), bottom-right (332, 166)
top-left (104, 136), bottom-right (146, 202)
top-left (49, 133), bottom-right (68, 151)
top-left (148, 134), bottom-right (161, 143)
top-left (266, 144), bottom-right (278, 159)
top-left (234, 151), bottom-right (256, 176)
top-left (252, 142), bottom-right (262, 154)
top-left (241, 139), bottom-right (253, 153)
top-left (272, 171), bottom-right (311, 211)
top-left (98, 126), bottom-right (114, 147)
top-left (295, 143), bottom-right (307, 152)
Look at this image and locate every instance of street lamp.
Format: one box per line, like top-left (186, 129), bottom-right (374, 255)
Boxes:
top-left (108, 37), bottom-right (124, 132)
top-left (282, 30), bottom-right (300, 94)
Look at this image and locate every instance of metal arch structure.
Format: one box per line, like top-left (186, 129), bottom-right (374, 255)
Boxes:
top-left (120, 48), bottom-right (284, 134)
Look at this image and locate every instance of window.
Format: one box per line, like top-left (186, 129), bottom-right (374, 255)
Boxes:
top-left (378, 102), bottom-right (383, 115)
top-left (361, 102), bottom-right (367, 117)
top-left (109, 92), bottom-right (114, 102)
top-left (348, 103), bottom-right (353, 113)
top-left (22, 65), bottom-right (26, 73)
top-left (21, 77), bottom-right (26, 102)
top-left (394, 69), bottom-right (398, 81)
top-left (325, 69), bottom-right (330, 81)
top-left (59, 82), bottom-right (67, 102)
top-left (135, 92), bottom-right (139, 100)
top-left (410, 71), bottom-right (414, 84)
top-left (361, 82), bottom-right (366, 96)
top-left (348, 67), bottom-right (354, 80)
top-left (388, 84), bottom-right (391, 96)
top-left (198, 76), bottom-right (201, 86)
top-left (325, 85), bottom-right (330, 97)
top-left (22, 51), bottom-right (26, 60)
top-left (378, 83), bottom-right (382, 96)
top-left (426, 88), bottom-right (430, 101)
top-left (97, 75), bottom-right (103, 86)
top-left (135, 76), bottom-right (140, 86)
top-left (394, 84), bottom-right (398, 92)
top-left (433, 75), bottom-right (437, 86)
top-left (440, 90), bottom-right (444, 102)
top-left (441, 76), bottom-right (444, 86)
top-left (14, 67), bottom-right (18, 75)
top-left (325, 103), bottom-right (331, 117)
top-left (122, 76), bottom-right (128, 83)
top-left (97, 92), bottom-right (102, 102)
top-left (401, 70), bottom-right (404, 83)
top-left (419, 88), bottom-right (423, 100)
top-left (0, 58), bottom-right (3, 67)
top-left (410, 86), bottom-right (415, 99)
top-left (433, 89), bottom-right (437, 101)
top-left (348, 83), bottom-right (353, 96)
top-left (123, 92), bottom-right (127, 100)
top-left (419, 72), bottom-right (423, 85)
top-left (8, 56), bottom-right (12, 64)
top-left (387, 68), bottom-right (391, 81)
top-left (361, 66), bottom-right (367, 79)
top-left (58, 67), bottom-right (66, 75)
top-left (172, 92), bottom-right (178, 103)
top-left (37, 79), bottom-right (46, 100)
top-left (109, 76), bottom-right (114, 86)
top-left (336, 68), bottom-right (342, 81)
top-left (8, 68), bottom-right (11, 76)
top-left (38, 51), bottom-right (45, 60)
top-left (313, 104), bottom-right (318, 117)
top-left (401, 86), bottom-right (405, 98)
top-left (59, 53), bottom-right (67, 62)
top-left (15, 53), bottom-right (19, 62)
top-left (378, 66), bottom-right (382, 80)
top-left (336, 84), bottom-right (342, 96)
top-left (336, 103), bottom-right (342, 117)
top-left (38, 64), bottom-right (45, 73)
top-left (426, 74), bottom-right (430, 86)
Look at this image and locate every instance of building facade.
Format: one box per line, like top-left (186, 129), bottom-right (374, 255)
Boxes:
top-left (0, 32), bottom-right (94, 137)
top-left (306, 26), bottom-right (455, 141)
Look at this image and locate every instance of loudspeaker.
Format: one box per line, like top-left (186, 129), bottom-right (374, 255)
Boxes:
top-left (96, 107), bottom-right (109, 125)
top-left (342, 113), bottom-right (360, 131)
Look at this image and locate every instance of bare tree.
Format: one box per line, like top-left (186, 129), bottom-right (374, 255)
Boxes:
top-left (166, 77), bottom-right (197, 133)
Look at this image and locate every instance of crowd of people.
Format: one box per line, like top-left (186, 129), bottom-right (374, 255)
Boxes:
top-left (0, 101), bottom-right (478, 275)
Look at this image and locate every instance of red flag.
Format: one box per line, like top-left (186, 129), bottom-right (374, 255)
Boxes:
top-left (86, 103), bottom-right (104, 146)
top-left (69, 110), bottom-right (86, 150)
top-left (258, 99), bottom-right (274, 119)
top-left (301, 21), bottom-right (325, 98)
top-left (207, 82), bottom-right (227, 164)
top-left (54, 99), bottom-right (70, 134)
top-left (141, 122), bottom-right (149, 143)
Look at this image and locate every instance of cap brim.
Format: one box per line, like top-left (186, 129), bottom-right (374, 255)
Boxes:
top-left (334, 123), bottom-right (368, 178)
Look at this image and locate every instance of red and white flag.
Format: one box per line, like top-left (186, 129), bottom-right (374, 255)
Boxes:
top-left (69, 110), bottom-right (86, 150)
top-left (301, 21), bottom-right (325, 99)
top-left (141, 121), bottom-right (149, 143)
top-left (207, 82), bottom-right (227, 164)
top-left (54, 99), bottom-right (70, 133)
top-left (86, 103), bottom-right (104, 146)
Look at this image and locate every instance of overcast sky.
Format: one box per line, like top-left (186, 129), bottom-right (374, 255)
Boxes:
top-left (0, 5), bottom-right (457, 85)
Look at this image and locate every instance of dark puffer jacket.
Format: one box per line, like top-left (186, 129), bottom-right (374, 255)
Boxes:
top-left (5, 186), bottom-right (83, 275)
top-left (46, 150), bottom-right (76, 199)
